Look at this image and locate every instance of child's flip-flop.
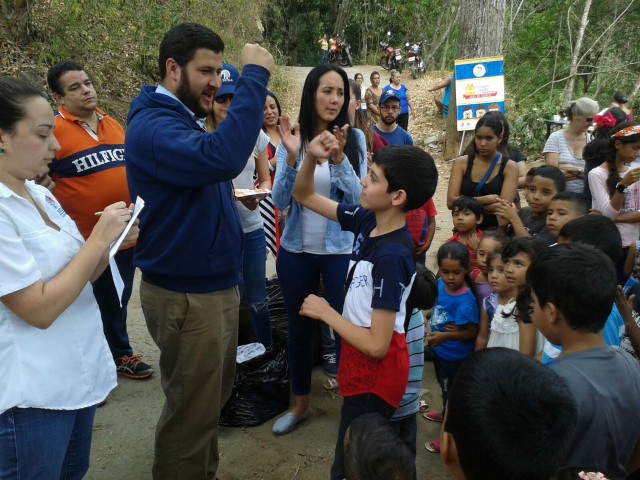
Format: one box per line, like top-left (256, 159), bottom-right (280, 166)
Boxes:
top-left (425, 439), bottom-right (441, 453)
top-left (423, 410), bottom-right (443, 422)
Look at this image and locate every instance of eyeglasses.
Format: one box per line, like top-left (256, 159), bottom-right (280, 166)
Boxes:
top-left (381, 105), bottom-right (400, 111)
top-left (215, 94), bottom-right (234, 104)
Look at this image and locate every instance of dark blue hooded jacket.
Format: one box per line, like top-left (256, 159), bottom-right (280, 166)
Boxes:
top-left (125, 64), bottom-right (269, 292)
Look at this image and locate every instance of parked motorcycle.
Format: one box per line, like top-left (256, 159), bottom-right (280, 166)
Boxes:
top-left (379, 31), bottom-right (403, 73)
top-left (405, 40), bottom-right (426, 79)
top-left (328, 36), bottom-right (353, 67)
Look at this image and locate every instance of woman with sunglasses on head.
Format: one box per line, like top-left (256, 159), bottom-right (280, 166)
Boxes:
top-left (271, 65), bottom-right (367, 435)
top-left (544, 97), bottom-right (599, 194)
top-left (205, 63), bottom-right (273, 347)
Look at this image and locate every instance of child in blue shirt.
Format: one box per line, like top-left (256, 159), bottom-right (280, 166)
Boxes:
top-left (424, 242), bottom-right (479, 453)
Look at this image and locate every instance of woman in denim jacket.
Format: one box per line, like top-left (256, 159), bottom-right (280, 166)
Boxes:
top-left (271, 65), bottom-right (367, 435)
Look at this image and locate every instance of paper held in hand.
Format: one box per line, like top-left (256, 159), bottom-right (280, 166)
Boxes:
top-left (109, 196), bottom-right (145, 259)
top-left (234, 188), bottom-right (271, 200)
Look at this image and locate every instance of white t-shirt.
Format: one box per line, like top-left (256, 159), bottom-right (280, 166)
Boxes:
top-left (543, 130), bottom-right (590, 193)
top-left (0, 181), bottom-right (116, 414)
top-left (301, 161), bottom-right (331, 253)
top-left (233, 130), bottom-right (270, 233)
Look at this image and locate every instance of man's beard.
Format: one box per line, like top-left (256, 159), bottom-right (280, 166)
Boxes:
top-left (176, 70), bottom-right (209, 118)
top-left (381, 114), bottom-right (397, 126)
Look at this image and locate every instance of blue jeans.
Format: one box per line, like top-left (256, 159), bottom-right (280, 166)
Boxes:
top-left (276, 248), bottom-right (349, 395)
top-left (241, 229), bottom-right (272, 346)
top-left (432, 353), bottom-right (464, 415)
top-left (92, 246), bottom-right (135, 359)
top-left (330, 393), bottom-right (395, 480)
top-left (0, 406), bottom-right (96, 480)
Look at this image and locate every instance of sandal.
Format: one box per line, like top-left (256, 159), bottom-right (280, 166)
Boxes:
top-left (419, 399), bottom-right (430, 413)
top-left (423, 410), bottom-right (443, 423)
top-left (323, 377), bottom-right (338, 390)
top-left (425, 438), bottom-right (441, 453)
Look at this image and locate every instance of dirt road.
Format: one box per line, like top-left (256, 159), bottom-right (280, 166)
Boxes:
top-left (87, 65), bottom-right (454, 480)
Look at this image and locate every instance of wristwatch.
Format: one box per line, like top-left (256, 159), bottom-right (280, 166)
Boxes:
top-left (616, 183), bottom-right (627, 193)
top-left (577, 167), bottom-right (583, 177)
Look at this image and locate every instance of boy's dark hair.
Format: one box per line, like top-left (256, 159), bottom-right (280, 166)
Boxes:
top-left (373, 145), bottom-right (438, 211)
top-left (159, 23), bottom-right (224, 80)
top-left (445, 348), bottom-right (577, 480)
top-left (525, 166), bottom-right (538, 181)
top-left (451, 197), bottom-right (483, 220)
top-left (501, 237), bottom-right (547, 323)
top-left (531, 164), bottom-right (566, 193)
top-left (46, 60), bottom-right (85, 96)
top-left (558, 215), bottom-right (622, 263)
top-left (344, 413), bottom-right (416, 480)
top-left (550, 191), bottom-right (590, 216)
top-left (528, 243), bottom-right (616, 333)
top-left (0, 77), bottom-right (47, 133)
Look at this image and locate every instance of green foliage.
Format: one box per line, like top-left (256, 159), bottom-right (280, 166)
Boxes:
top-left (509, 97), bottom-right (562, 159)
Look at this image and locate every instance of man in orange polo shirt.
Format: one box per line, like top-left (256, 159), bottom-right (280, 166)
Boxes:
top-left (46, 61), bottom-right (153, 380)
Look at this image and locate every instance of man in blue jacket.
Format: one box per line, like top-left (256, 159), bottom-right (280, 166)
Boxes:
top-left (125, 23), bottom-right (274, 479)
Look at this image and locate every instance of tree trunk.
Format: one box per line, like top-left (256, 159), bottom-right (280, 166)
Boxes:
top-left (562, 0), bottom-right (593, 104)
top-left (334, 0), bottom-right (351, 37)
top-left (0, 0), bottom-right (33, 44)
top-left (444, 0), bottom-right (506, 160)
top-left (423, 2), bottom-right (460, 70)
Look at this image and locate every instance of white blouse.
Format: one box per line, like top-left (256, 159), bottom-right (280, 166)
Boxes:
top-left (0, 181), bottom-right (116, 414)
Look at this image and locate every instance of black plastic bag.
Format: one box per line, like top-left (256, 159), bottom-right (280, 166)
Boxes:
top-left (219, 344), bottom-right (290, 427)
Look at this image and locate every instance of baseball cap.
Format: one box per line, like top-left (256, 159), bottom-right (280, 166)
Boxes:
top-left (379, 89), bottom-right (401, 105)
top-left (216, 63), bottom-right (239, 98)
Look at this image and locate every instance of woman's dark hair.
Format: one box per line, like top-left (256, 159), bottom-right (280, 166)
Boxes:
top-left (583, 107), bottom-right (628, 190)
top-left (354, 72), bottom-right (363, 81)
top-left (501, 238), bottom-right (547, 323)
top-left (613, 91), bottom-right (629, 104)
top-left (266, 90), bottom-right (281, 116)
top-left (472, 111), bottom-right (507, 154)
top-left (298, 65), bottom-right (361, 177)
top-left (0, 77), bottom-right (47, 133)
top-left (604, 121), bottom-right (640, 195)
top-left (369, 71), bottom-right (380, 82)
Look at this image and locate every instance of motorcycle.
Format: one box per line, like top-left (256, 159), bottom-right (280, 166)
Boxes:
top-left (379, 31), bottom-right (403, 73)
top-left (405, 40), bottom-right (426, 79)
top-left (328, 36), bottom-right (353, 67)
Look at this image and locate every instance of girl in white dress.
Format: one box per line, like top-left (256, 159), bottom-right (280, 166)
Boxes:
top-left (475, 253), bottom-right (518, 350)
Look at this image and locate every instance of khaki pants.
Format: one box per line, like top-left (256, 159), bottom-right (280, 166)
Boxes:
top-left (140, 278), bottom-right (239, 480)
